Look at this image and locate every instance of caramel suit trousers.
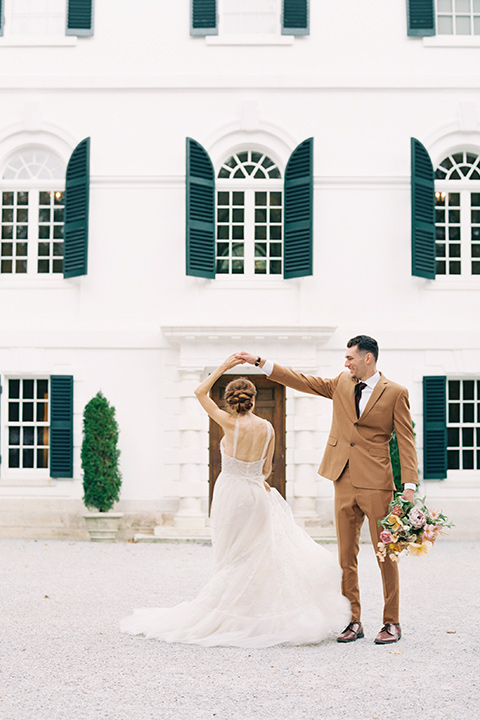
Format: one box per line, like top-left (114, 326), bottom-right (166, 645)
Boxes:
top-left (335, 463), bottom-right (399, 624)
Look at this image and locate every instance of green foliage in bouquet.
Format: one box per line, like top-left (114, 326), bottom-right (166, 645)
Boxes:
top-left (389, 422), bottom-right (417, 493)
top-left (81, 392), bottom-right (122, 513)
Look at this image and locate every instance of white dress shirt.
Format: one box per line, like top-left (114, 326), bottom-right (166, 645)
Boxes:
top-left (261, 360), bottom-right (416, 491)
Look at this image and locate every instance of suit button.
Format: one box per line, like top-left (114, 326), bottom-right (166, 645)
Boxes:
top-left (354, 423), bottom-right (358, 427)
top-left (350, 442), bottom-right (355, 447)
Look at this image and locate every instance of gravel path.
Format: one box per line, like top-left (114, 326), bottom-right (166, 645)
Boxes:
top-left (1, 538), bottom-right (478, 720)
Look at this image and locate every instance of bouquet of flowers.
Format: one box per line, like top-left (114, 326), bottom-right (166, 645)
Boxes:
top-left (377, 494), bottom-right (453, 562)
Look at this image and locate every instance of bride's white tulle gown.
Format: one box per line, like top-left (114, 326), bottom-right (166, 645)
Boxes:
top-left (120, 420), bottom-right (350, 647)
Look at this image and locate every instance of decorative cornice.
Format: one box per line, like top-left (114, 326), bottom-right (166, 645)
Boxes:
top-left (162, 326), bottom-right (336, 344)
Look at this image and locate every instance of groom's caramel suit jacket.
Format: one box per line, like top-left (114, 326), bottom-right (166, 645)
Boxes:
top-left (270, 364), bottom-right (418, 490)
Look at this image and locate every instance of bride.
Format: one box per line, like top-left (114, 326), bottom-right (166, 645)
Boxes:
top-left (120, 355), bottom-right (350, 647)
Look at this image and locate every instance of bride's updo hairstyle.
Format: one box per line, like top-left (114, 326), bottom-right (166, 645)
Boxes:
top-left (224, 377), bottom-right (257, 415)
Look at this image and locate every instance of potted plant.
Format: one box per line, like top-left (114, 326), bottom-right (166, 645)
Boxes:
top-left (81, 392), bottom-right (123, 541)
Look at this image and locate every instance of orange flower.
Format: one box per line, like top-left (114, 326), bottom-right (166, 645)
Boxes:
top-left (386, 514), bottom-right (404, 533)
top-left (408, 540), bottom-right (432, 557)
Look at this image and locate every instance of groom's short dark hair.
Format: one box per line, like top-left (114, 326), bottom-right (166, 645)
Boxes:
top-left (347, 335), bottom-right (379, 361)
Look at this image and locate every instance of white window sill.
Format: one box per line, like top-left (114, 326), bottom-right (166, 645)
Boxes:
top-left (0, 35), bottom-right (77, 47)
top-left (0, 474), bottom-right (53, 488)
top-left (206, 34), bottom-right (294, 46)
top-left (424, 278), bottom-right (480, 290)
top-left (424, 35), bottom-right (480, 47)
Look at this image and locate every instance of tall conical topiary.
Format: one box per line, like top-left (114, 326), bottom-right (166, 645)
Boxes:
top-left (82, 392), bottom-right (122, 513)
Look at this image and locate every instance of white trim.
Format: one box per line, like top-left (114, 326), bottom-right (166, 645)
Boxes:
top-left (424, 36), bottom-right (480, 47)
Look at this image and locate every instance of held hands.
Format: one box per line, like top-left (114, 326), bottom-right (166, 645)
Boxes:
top-left (220, 354), bottom-right (246, 371)
top-left (234, 351), bottom-right (258, 365)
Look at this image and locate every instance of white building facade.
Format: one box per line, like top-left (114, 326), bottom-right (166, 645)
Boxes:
top-left (0, 0), bottom-right (479, 539)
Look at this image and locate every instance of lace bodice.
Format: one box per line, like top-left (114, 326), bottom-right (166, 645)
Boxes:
top-left (220, 418), bottom-right (271, 483)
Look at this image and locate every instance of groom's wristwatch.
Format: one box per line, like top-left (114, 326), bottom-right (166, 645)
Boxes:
top-left (254, 357), bottom-right (261, 366)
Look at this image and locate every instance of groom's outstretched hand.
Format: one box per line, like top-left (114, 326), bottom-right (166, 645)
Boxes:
top-left (235, 351), bottom-right (258, 365)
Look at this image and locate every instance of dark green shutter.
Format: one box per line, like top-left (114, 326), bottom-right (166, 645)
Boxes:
top-left (0, 0), bottom-right (4, 37)
top-left (64, 137), bottom-right (90, 278)
top-left (191, 0), bottom-right (218, 36)
top-left (186, 138), bottom-right (216, 278)
top-left (411, 137), bottom-right (435, 279)
top-left (66, 0), bottom-right (94, 36)
top-left (407, 0), bottom-right (435, 36)
top-left (50, 376), bottom-right (74, 479)
top-left (282, 0), bottom-right (309, 35)
top-left (283, 138), bottom-right (313, 278)
top-left (423, 376), bottom-right (447, 480)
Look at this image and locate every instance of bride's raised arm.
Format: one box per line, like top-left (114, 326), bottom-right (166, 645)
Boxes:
top-left (194, 354), bottom-right (245, 428)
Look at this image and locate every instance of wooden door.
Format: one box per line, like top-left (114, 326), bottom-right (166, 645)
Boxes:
top-left (209, 374), bottom-right (285, 511)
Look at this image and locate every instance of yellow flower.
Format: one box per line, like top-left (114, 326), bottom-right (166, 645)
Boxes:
top-left (408, 540), bottom-right (432, 557)
top-left (386, 514), bottom-right (404, 533)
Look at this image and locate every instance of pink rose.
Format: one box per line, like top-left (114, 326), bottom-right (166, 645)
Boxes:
top-left (380, 530), bottom-right (393, 543)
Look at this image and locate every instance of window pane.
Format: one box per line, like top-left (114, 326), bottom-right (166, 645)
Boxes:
top-left (23, 449), bottom-right (34, 469)
top-left (449, 403), bottom-right (460, 423)
top-left (23, 379), bottom-right (34, 398)
top-left (255, 226), bottom-right (267, 240)
top-left (23, 403), bottom-right (34, 422)
top-left (37, 427), bottom-right (49, 447)
top-left (448, 427), bottom-right (459, 446)
top-left (438, 16), bottom-right (454, 33)
top-left (462, 450), bottom-right (474, 469)
top-left (456, 0), bottom-right (470, 12)
top-left (8, 402), bottom-right (19, 422)
top-left (463, 380), bottom-right (474, 400)
top-left (9, 427), bottom-right (20, 446)
top-left (456, 16), bottom-right (471, 34)
top-left (9, 379), bottom-right (20, 399)
top-left (23, 427), bottom-right (35, 446)
top-left (37, 448), bottom-right (49, 469)
top-left (462, 427), bottom-right (474, 446)
top-left (438, 0), bottom-right (452, 9)
top-left (9, 449), bottom-right (20, 468)
top-left (447, 449), bottom-right (459, 469)
top-left (463, 404), bottom-right (474, 423)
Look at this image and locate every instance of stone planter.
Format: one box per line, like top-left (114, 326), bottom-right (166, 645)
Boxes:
top-left (83, 512), bottom-right (123, 542)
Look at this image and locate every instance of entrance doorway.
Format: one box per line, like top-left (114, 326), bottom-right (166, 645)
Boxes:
top-left (208, 374), bottom-right (285, 511)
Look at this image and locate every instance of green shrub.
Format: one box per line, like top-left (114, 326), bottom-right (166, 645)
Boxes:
top-left (389, 422), bottom-right (417, 494)
top-left (81, 392), bottom-right (122, 512)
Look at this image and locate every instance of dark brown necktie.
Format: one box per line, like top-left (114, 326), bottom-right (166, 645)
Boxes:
top-left (354, 382), bottom-right (367, 418)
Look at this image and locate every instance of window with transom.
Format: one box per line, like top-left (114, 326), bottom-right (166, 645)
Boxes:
top-left (446, 379), bottom-right (480, 470)
top-left (434, 151), bottom-right (480, 277)
top-left (216, 150), bottom-right (283, 277)
top-left (436, 0), bottom-right (480, 35)
top-left (7, 378), bottom-right (50, 472)
top-left (1, 149), bottom-right (65, 276)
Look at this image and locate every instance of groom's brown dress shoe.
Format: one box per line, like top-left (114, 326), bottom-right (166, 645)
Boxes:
top-left (337, 622), bottom-right (364, 643)
top-left (374, 623), bottom-right (402, 644)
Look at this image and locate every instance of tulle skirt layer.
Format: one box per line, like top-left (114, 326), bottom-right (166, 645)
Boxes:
top-left (120, 472), bottom-right (350, 647)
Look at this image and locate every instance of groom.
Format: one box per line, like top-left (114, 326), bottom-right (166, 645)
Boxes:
top-left (236, 336), bottom-right (418, 644)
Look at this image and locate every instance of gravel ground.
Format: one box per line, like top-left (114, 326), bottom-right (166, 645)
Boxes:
top-left (1, 538), bottom-right (478, 720)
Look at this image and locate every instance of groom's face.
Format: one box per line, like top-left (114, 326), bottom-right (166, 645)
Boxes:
top-left (344, 346), bottom-right (369, 380)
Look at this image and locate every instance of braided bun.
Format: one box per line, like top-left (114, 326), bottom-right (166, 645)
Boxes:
top-left (224, 377), bottom-right (257, 415)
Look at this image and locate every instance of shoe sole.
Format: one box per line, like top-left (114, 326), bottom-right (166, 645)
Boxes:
top-left (374, 635), bottom-right (401, 645)
top-left (337, 633), bottom-right (364, 643)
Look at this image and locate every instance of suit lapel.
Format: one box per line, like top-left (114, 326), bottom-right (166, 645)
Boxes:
top-left (360, 373), bottom-right (388, 421)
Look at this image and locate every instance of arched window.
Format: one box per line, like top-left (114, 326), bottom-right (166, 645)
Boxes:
top-left (434, 151), bottom-right (480, 277)
top-left (216, 150), bottom-right (283, 277)
top-left (1, 149), bottom-right (65, 275)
